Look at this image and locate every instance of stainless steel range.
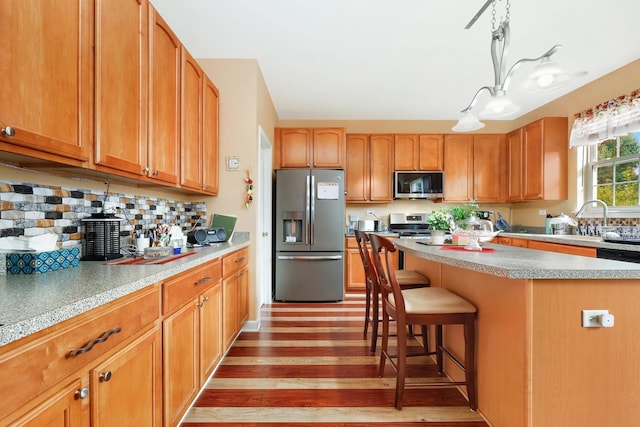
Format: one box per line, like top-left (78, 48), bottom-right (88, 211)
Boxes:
top-left (389, 213), bottom-right (431, 239)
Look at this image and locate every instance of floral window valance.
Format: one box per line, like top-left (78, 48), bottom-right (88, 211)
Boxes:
top-left (569, 88), bottom-right (640, 147)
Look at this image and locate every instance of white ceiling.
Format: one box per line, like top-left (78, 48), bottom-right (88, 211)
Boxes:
top-left (150, 0), bottom-right (640, 122)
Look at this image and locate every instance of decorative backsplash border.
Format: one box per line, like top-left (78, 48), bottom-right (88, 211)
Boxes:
top-left (0, 181), bottom-right (206, 248)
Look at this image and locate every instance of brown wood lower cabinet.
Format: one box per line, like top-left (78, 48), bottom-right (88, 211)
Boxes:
top-left (345, 236), bottom-right (398, 292)
top-left (0, 246), bottom-right (250, 427)
top-left (495, 236), bottom-right (597, 257)
top-left (222, 247), bottom-right (249, 350)
top-left (0, 285), bottom-right (162, 427)
top-left (162, 260), bottom-right (223, 427)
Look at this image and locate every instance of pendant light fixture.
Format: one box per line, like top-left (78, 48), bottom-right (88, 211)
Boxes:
top-left (451, 0), bottom-right (586, 132)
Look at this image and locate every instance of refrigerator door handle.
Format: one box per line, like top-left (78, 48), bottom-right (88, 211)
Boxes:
top-left (305, 175), bottom-right (311, 245)
top-left (277, 255), bottom-right (343, 261)
top-left (310, 174), bottom-right (315, 245)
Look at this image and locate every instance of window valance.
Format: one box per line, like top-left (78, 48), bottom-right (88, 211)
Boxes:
top-left (569, 88), bottom-right (640, 147)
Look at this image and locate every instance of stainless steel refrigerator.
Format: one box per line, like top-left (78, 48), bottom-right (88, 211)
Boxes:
top-left (274, 169), bottom-right (345, 301)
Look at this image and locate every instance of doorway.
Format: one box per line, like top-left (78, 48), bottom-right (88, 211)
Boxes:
top-left (257, 126), bottom-right (273, 309)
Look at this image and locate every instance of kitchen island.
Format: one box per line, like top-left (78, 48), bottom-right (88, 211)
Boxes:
top-left (396, 239), bottom-right (640, 427)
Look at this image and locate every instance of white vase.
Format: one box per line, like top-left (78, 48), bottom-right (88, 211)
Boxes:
top-left (431, 229), bottom-right (446, 245)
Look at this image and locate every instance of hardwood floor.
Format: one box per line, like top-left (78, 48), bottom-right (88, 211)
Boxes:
top-left (181, 294), bottom-right (488, 426)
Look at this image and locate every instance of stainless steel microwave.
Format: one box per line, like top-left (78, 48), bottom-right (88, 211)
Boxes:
top-left (394, 171), bottom-right (444, 200)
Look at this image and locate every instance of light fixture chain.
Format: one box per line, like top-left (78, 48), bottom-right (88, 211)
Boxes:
top-left (491, 0), bottom-right (511, 32)
top-left (491, 1), bottom-right (496, 31)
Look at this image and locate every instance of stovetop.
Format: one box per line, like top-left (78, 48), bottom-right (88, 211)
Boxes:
top-left (388, 212), bottom-right (431, 238)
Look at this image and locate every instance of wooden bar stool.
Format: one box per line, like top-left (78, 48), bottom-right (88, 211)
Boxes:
top-left (354, 230), bottom-right (429, 353)
top-left (368, 234), bottom-right (477, 411)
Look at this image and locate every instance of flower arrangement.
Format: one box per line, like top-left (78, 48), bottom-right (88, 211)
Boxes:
top-left (426, 208), bottom-right (453, 231)
top-left (426, 201), bottom-right (479, 231)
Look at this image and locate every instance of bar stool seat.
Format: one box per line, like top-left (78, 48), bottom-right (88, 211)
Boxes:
top-left (395, 270), bottom-right (430, 288)
top-left (368, 234), bottom-right (477, 411)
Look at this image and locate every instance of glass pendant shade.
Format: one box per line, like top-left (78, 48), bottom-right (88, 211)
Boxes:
top-left (479, 92), bottom-right (520, 119)
top-left (452, 110), bottom-right (485, 132)
top-left (523, 57), bottom-right (569, 92)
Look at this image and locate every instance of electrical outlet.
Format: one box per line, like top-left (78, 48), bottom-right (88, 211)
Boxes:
top-left (366, 210), bottom-right (375, 216)
top-left (538, 209), bottom-right (547, 216)
top-left (581, 309), bottom-right (610, 327)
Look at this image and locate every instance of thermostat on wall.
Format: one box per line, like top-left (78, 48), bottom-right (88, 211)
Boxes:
top-left (226, 156), bottom-right (240, 170)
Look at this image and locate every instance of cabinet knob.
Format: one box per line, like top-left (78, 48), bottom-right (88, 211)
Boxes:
top-left (75, 387), bottom-right (89, 400)
top-left (1, 126), bottom-right (16, 137)
top-left (262, 231), bottom-right (268, 237)
top-left (152, 170), bottom-right (159, 176)
top-left (203, 296), bottom-right (209, 302)
top-left (142, 167), bottom-right (150, 173)
top-left (99, 371), bottom-right (112, 382)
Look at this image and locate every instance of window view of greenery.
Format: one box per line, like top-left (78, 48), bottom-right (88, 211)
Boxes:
top-left (591, 132), bottom-right (640, 206)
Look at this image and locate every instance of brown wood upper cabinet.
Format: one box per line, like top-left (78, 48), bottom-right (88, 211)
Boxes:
top-left (345, 134), bottom-right (394, 203)
top-left (275, 128), bottom-right (346, 169)
top-left (443, 134), bottom-right (506, 203)
top-left (0, 0), bottom-right (92, 167)
top-left (507, 117), bottom-right (568, 201)
top-left (394, 134), bottom-right (444, 171)
top-left (94, 0), bottom-right (149, 179)
top-left (180, 49), bottom-right (220, 195)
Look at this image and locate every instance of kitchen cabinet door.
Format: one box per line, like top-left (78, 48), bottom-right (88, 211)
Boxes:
top-left (345, 134), bottom-right (369, 202)
top-left (313, 128), bottom-right (345, 168)
top-left (419, 134), bottom-right (444, 171)
top-left (94, 0), bottom-right (148, 176)
top-left (443, 134), bottom-right (473, 202)
top-left (4, 378), bottom-right (86, 427)
top-left (277, 128), bottom-right (312, 168)
top-left (163, 298), bottom-right (199, 427)
top-left (473, 134), bottom-right (505, 203)
top-left (369, 134), bottom-right (395, 202)
top-left (0, 0), bottom-right (91, 165)
top-left (222, 274), bottom-right (239, 350)
top-left (202, 76), bottom-right (220, 195)
top-left (522, 117), bottom-right (568, 201)
top-left (147, 7), bottom-right (180, 185)
top-left (180, 48), bottom-right (204, 192)
top-left (200, 282), bottom-right (223, 385)
top-left (91, 326), bottom-right (162, 427)
top-left (394, 134), bottom-right (420, 171)
top-left (506, 128), bottom-right (524, 202)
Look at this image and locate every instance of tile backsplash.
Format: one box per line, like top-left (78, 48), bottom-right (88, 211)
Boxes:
top-left (0, 180), bottom-right (206, 250)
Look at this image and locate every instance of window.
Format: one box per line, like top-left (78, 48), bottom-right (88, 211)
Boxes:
top-left (588, 132), bottom-right (640, 207)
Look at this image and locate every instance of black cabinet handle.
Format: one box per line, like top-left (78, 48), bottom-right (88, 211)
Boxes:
top-left (195, 276), bottom-right (212, 285)
top-left (68, 327), bottom-right (122, 357)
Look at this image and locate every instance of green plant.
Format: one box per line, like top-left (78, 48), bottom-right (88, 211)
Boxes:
top-left (449, 200), bottom-right (479, 222)
top-left (427, 201), bottom-right (480, 231)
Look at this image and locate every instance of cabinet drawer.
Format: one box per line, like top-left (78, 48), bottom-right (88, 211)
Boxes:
top-left (345, 236), bottom-right (357, 249)
top-left (0, 284), bottom-right (160, 418)
top-left (222, 247), bottom-right (249, 277)
top-left (163, 259), bottom-right (222, 315)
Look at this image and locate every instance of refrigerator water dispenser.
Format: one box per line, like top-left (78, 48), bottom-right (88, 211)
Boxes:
top-left (282, 211), bottom-right (303, 243)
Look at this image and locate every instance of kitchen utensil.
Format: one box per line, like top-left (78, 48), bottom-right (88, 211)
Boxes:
top-left (495, 212), bottom-right (511, 232)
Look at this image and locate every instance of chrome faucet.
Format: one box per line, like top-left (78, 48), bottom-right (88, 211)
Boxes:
top-left (575, 199), bottom-right (608, 227)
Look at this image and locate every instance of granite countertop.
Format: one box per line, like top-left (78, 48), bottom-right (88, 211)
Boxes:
top-left (0, 234), bottom-right (250, 347)
top-left (395, 238), bottom-right (640, 280)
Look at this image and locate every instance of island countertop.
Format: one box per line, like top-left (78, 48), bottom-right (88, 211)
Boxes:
top-left (394, 239), bottom-right (640, 280)
top-left (0, 235), bottom-right (250, 347)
